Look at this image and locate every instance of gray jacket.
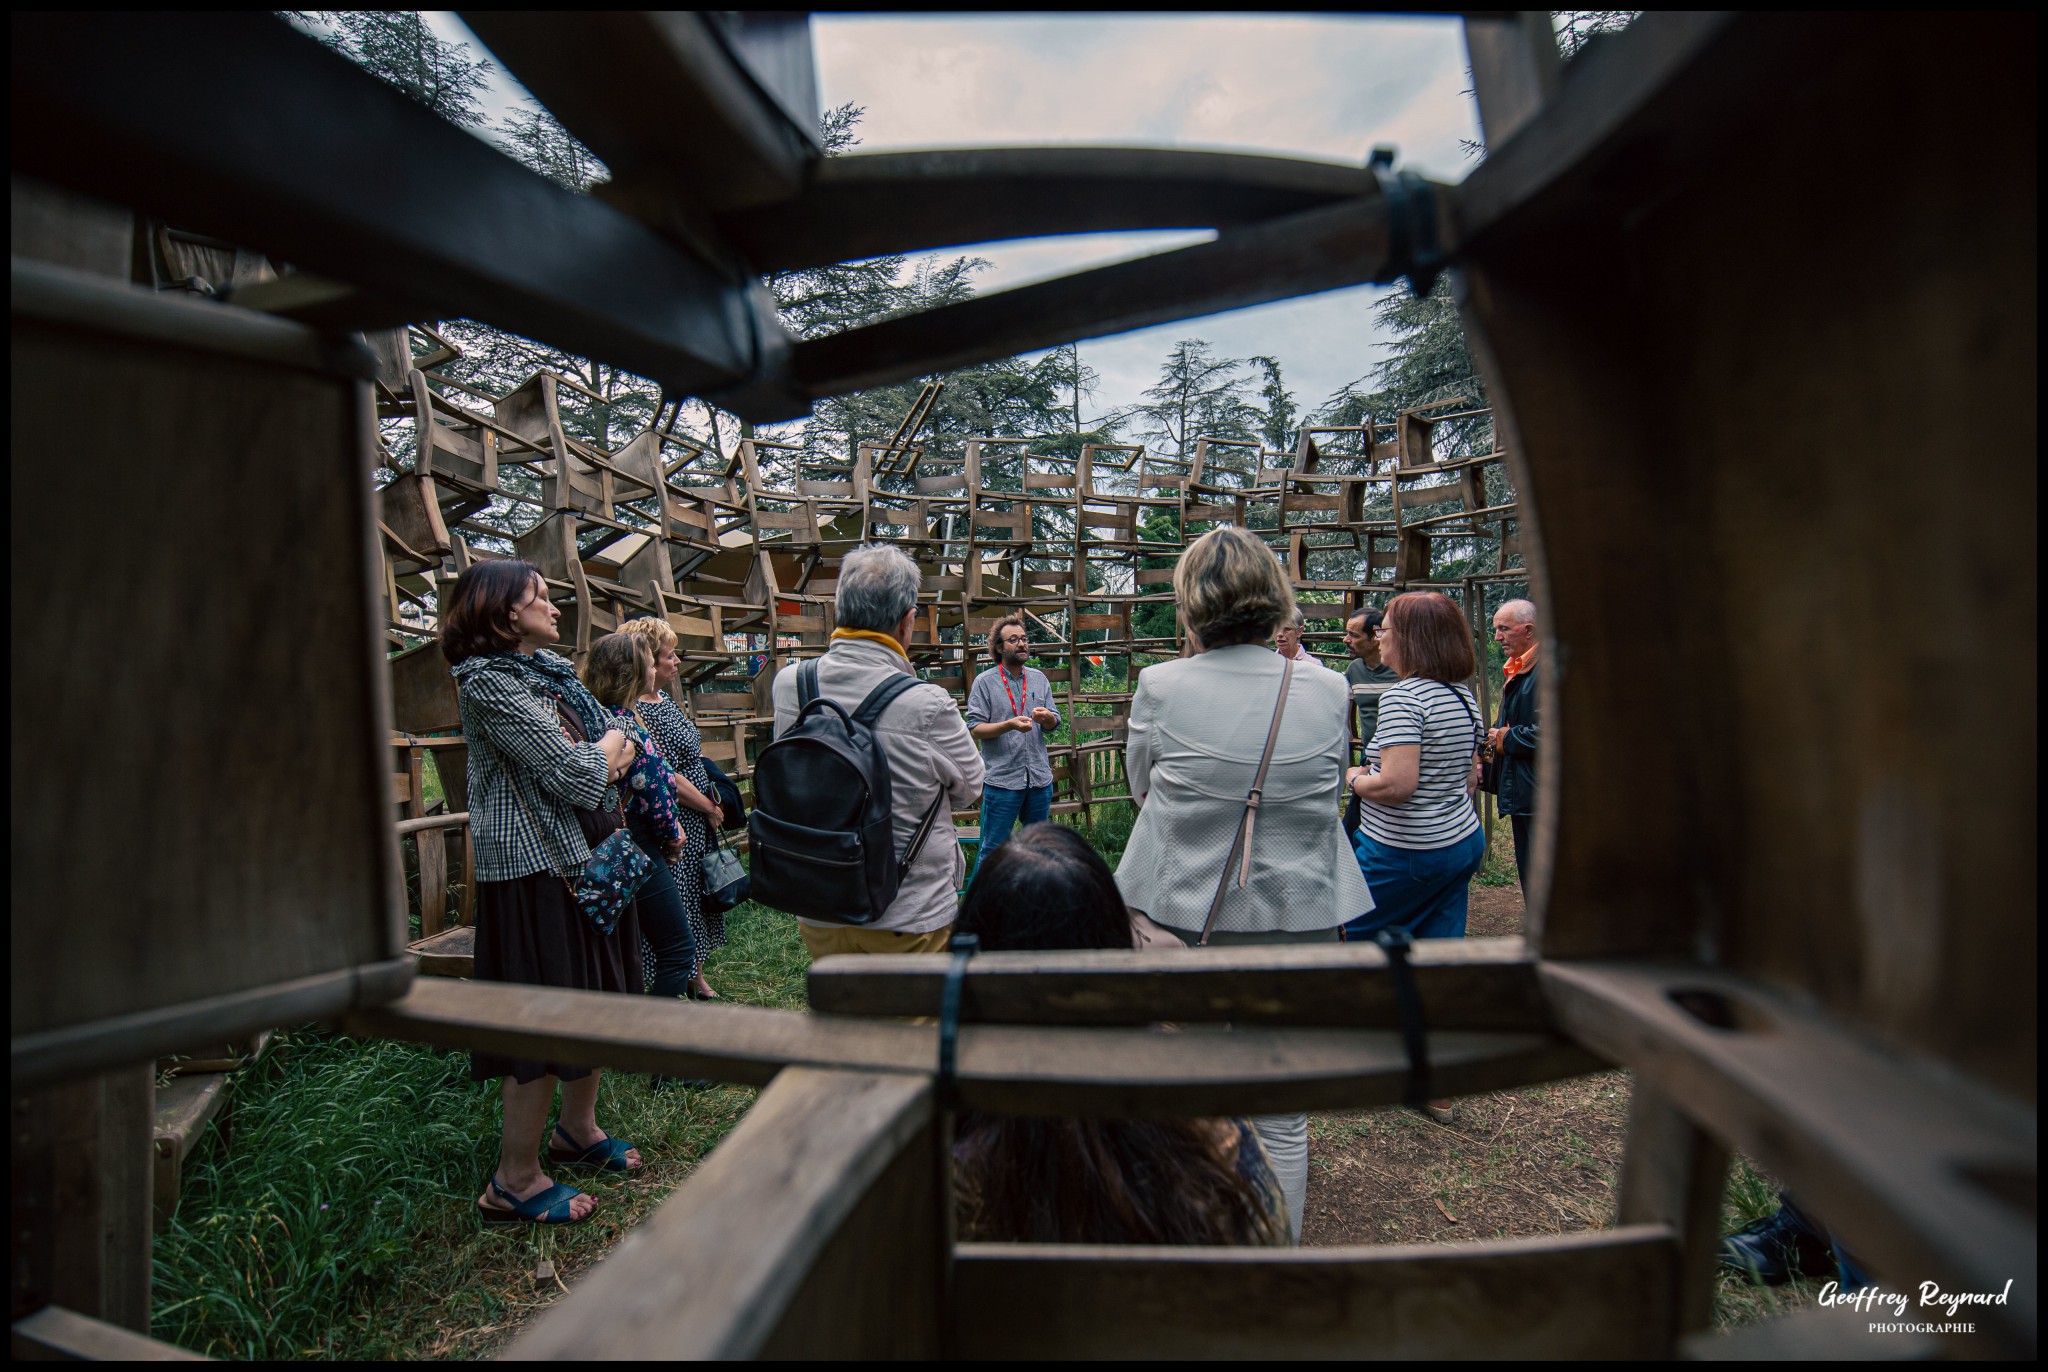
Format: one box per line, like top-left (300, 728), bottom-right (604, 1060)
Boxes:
top-left (771, 638), bottom-right (985, 934)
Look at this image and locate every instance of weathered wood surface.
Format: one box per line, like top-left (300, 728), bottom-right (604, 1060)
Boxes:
top-left (953, 1225), bottom-right (1678, 1360)
top-left (9, 1068), bottom-right (154, 1335)
top-left (1454, 12), bottom-right (2036, 1106)
top-left (1617, 1082), bottom-right (1727, 1339)
top-left (12, 1306), bottom-right (210, 1361)
top-left (151, 1074), bottom-right (229, 1233)
top-left (349, 977), bottom-right (1605, 1117)
top-left (1679, 1303), bottom-right (1956, 1361)
top-left (808, 936), bottom-right (1550, 1030)
top-left (507, 1068), bottom-right (938, 1360)
top-left (1542, 959), bottom-right (2035, 1355)
top-left (11, 264), bottom-right (410, 1086)
top-left (408, 924), bottom-right (475, 979)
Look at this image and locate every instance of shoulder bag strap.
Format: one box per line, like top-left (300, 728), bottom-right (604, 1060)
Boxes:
top-left (474, 728), bottom-right (578, 899)
top-left (1198, 654), bottom-right (1297, 946)
top-left (1439, 681), bottom-right (1482, 755)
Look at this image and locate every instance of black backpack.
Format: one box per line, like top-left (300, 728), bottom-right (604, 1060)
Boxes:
top-left (747, 659), bottom-right (946, 925)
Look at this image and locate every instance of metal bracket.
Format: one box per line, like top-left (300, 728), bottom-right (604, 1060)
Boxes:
top-left (1368, 146), bottom-right (1446, 299)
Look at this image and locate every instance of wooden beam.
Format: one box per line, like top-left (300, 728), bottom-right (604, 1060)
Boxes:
top-left (1461, 11), bottom-right (1564, 150)
top-left (346, 977), bottom-right (1606, 1118)
top-left (1541, 960), bottom-right (2036, 1355)
top-left (506, 1068), bottom-right (939, 1360)
top-left (12, 1306), bottom-right (209, 1361)
top-left (952, 1226), bottom-right (1679, 1359)
top-left (808, 936), bottom-right (1551, 1030)
top-left (1617, 1083), bottom-right (1727, 1340)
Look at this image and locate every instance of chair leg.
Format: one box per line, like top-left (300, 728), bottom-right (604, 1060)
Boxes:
top-left (1617, 1081), bottom-right (1729, 1342)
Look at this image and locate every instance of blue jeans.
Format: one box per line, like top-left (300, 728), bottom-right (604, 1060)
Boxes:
top-left (972, 783), bottom-right (1052, 879)
top-left (634, 852), bottom-right (698, 1001)
top-left (1343, 827), bottom-right (1486, 941)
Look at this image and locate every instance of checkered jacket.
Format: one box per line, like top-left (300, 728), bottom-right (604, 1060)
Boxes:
top-left (454, 652), bottom-right (613, 882)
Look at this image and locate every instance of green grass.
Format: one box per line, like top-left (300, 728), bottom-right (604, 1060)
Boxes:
top-left (1473, 811), bottom-right (1519, 887)
top-left (152, 899), bottom-right (811, 1360)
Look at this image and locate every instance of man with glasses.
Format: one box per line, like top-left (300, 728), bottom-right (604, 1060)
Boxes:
top-left (964, 612), bottom-right (1062, 879)
top-left (1486, 599), bottom-right (1540, 891)
top-left (1343, 607), bottom-right (1398, 764)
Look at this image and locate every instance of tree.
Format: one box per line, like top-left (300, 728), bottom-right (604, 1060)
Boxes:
top-left (1133, 339), bottom-right (1260, 461)
top-left (497, 107), bottom-right (605, 192)
top-left (291, 11), bottom-right (492, 128)
top-left (1250, 355), bottom-right (1298, 451)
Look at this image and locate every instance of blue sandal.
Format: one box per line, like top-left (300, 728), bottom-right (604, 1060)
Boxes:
top-left (477, 1174), bottom-right (591, 1225)
top-left (549, 1123), bottom-right (642, 1173)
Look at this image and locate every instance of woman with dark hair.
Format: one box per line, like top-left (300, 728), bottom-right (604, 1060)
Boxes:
top-left (1340, 590), bottom-right (1486, 1122)
top-left (952, 824), bottom-right (1290, 1247)
top-left (441, 559), bottom-right (646, 1225)
top-left (580, 632), bottom-right (698, 1015)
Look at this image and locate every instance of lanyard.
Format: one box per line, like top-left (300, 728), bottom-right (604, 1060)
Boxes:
top-left (1001, 666), bottom-right (1028, 717)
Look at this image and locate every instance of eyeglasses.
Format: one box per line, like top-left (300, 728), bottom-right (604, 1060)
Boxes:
top-left (1374, 626), bottom-right (1393, 639)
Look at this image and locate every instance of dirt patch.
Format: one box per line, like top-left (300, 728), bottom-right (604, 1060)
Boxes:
top-left (1302, 877), bottom-right (1635, 1247)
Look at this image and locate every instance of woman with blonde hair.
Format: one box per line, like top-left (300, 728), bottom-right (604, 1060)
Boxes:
top-left (619, 616), bottom-right (725, 1000)
top-left (1114, 524), bottom-right (1370, 1242)
top-left (580, 633), bottom-right (700, 1013)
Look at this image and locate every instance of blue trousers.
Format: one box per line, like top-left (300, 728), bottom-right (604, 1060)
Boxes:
top-left (972, 783), bottom-right (1052, 879)
top-left (1343, 827), bottom-right (1486, 941)
top-left (634, 853), bottom-right (698, 1001)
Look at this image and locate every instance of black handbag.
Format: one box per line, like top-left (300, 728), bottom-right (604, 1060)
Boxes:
top-left (699, 824), bottom-right (750, 914)
top-left (1479, 753), bottom-right (1502, 796)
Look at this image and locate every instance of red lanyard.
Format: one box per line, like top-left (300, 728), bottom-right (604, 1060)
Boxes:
top-left (1001, 667), bottom-right (1027, 717)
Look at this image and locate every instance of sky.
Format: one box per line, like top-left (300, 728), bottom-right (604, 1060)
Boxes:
top-left (426, 11), bottom-right (1484, 429)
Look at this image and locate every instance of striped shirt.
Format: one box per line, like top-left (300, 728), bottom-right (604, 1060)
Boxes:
top-left (1359, 678), bottom-right (1483, 850)
top-left (453, 651), bottom-right (614, 882)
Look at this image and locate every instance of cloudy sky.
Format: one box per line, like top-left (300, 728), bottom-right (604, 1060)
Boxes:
top-left (432, 11), bottom-right (1482, 426)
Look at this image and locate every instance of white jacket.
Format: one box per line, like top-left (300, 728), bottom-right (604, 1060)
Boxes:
top-left (1116, 644), bottom-right (1372, 935)
top-left (771, 638), bottom-right (984, 935)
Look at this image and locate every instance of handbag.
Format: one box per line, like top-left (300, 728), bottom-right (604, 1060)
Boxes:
top-left (699, 824), bottom-right (750, 914)
top-left (1196, 655), bottom-right (1296, 946)
top-left (485, 725), bottom-right (651, 937)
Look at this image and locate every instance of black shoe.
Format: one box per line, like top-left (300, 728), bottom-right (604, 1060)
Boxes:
top-left (1718, 1206), bottom-right (1837, 1285)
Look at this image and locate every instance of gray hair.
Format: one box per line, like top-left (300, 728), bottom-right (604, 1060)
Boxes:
top-left (1497, 598), bottom-right (1537, 625)
top-left (835, 543), bottom-right (924, 632)
top-left (1286, 606), bottom-right (1308, 629)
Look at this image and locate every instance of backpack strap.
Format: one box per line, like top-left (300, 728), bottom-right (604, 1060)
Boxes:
top-left (797, 658), bottom-right (820, 710)
top-left (850, 670), bottom-right (922, 728)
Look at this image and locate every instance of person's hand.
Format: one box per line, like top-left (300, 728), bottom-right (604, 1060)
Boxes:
top-left (1486, 727), bottom-right (1506, 754)
top-left (1030, 706), bottom-right (1058, 727)
top-left (598, 728), bottom-right (635, 781)
top-left (1011, 715), bottom-right (1036, 733)
top-left (664, 838), bottom-right (687, 862)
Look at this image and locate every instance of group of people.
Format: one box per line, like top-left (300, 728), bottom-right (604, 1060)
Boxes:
top-left (436, 526), bottom-right (1543, 1237)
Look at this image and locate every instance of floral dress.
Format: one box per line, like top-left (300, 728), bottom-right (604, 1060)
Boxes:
top-left (604, 706), bottom-right (691, 989)
top-left (634, 693), bottom-right (721, 970)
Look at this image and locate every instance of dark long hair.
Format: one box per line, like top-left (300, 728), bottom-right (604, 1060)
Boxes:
top-left (439, 558), bottom-right (541, 665)
top-left (950, 824), bottom-right (1283, 1246)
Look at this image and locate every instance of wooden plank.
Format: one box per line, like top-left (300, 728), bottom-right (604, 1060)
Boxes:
top-left (1540, 960), bottom-right (2036, 1354)
top-left (1617, 1082), bottom-right (1727, 1340)
top-left (953, 1226), bottom-right (1677, 1359)
top-left (9, 1067), bottom-right (155, 1335)
top-left (507, 1068), bottom-right (938, 1360)
top-left (808, 937), bottom-right (1551, 1030)
top-left (408, 924), bottom-right (474, 979)
top-left (152, 1074), bottom-right (229, 1233)
top-left (346, 977), bottom-right (1603, 1118)
top-left (1679, 1303), bottom-right (1958, 1361)
top-left (12, 266), bottom-right (408, 1083)
top-left (1461, 11), bottom-right (1563, 150)
top-left (12, 1306), bottom-right (210, 1361)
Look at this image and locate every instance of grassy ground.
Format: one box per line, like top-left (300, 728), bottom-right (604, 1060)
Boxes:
top-left (160, 799), bottom-right (1814, 1356)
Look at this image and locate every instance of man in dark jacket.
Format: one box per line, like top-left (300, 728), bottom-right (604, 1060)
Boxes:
top-left (1486, 599), bottom-right (1539, 891)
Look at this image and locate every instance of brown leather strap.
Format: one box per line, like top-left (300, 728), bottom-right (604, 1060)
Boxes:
top-left (1198, 655), bottom-right (1296, 946)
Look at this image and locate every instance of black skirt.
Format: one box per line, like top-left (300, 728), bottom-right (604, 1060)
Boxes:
top-left (469, 805), bottom-right (645, 1084)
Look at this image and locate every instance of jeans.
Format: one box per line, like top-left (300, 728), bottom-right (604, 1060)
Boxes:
top-left (972, 783), bottom-right (1052, 880)
top-left (635, 856), bottom-right (698, 1001)
top-left (1343, 827), bottom-right (1487, 941)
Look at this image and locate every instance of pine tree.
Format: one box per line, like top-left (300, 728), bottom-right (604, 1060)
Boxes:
top-left (292, 11), bottom-right (492, 129)
top-left (1134, 339), bottom-right (1259, 460)
top-left (1250, 355), bottom-right (1298, 451)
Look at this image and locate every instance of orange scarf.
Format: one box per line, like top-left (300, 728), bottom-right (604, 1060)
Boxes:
top-left (830, 627), bottom-right (908, 659)
top-left (1502, 643), bottom-right (1538, 682)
